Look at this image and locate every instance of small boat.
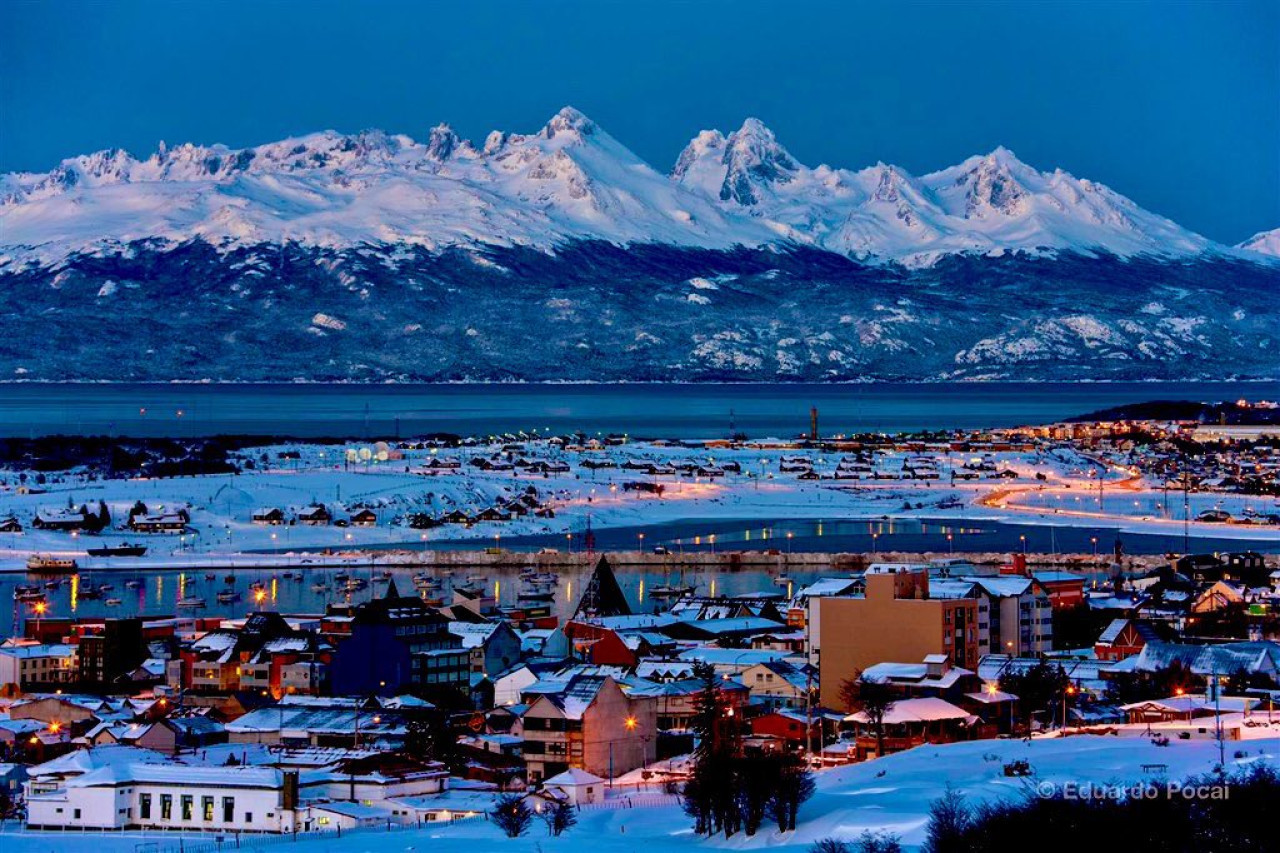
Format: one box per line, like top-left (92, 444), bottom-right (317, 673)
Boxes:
top-left (773, 575), bottom-right (794, 587)
top-left (204, 573), bottom-right (216, 581)
top-left (465, 574), bottom-right (487, 584)
top-left (125, 579), bottom-right (145, 590)
top-left (216, 590), bottom-right (241, 604)
top-left (27, 554), bottom-right (78, 572)
top-left (177, 596), bottom-right (207, 609)
top-left (248, 581), bottom-right (265, 592)
top-left (97, 582), bottom-right (114, 592)
top-left (372, 574), bottom-right (390, 585)
top-left (223, 574), bottom-right (235, 584)
top-left (104, 597), bottom-right (122, 607)
top-left (650, 584), bottom-right (695, 598)
top-left (43, 579), bottom-right (62, 590)
top-left (78, 586), bottom-right (102, 600)
top-left (281, 571), bottom-right (297, 580)
top-left (343, 578), bottom-right (368, 592)
top-left (517, 589), bottom-right (555, 602)
top-left (310, 581), bottom-right (331, 593)
top-left (333, 572), bottom-right (350, 583)
top-left (85, 543), bottom-right (148, 558)
top-left (14, 584), bottom-right (44, 601)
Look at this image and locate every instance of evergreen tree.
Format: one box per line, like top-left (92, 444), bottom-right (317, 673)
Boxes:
top-left (998, 660), bottom-right (1068, 732)
top-left (767, 752), bottom-right (815, 832)
top-left (923, 785), bottom-right (970, 853)
top-left (490, 793), bottom-right (532, 838)
top-left (540, 799), bottom-right (577, 837)
top-left (97, 500), bottom-right (111, 530)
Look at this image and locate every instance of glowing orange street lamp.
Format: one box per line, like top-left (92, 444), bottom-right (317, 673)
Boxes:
top-left (254, 589), bottom-right (267, 605)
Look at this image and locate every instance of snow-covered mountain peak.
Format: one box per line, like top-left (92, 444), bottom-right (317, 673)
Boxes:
top-left (541, 106), bottom-right (596, 140)
top-left (718, 118), bottom-right (800, 205)
top-left (671, 129), bottom-right (727, 182)
top-left (425, 123), bottom-right (462, 161)
top-left (1238, 227), bottom-right (1280, 258)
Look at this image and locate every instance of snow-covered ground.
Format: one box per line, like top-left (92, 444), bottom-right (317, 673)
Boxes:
top-left (1, 439), bottom-right (1276, 571)
top-left (0, 736), bottom-right (1272, 852)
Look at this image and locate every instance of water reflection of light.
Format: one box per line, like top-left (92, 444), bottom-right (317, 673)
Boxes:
top-left (638, 579), bottom-right (646, 604)
top-left (565, 580), bottom-right (572, 602)
top-left (70, 574), bottom-right (79, 612)
top-left (710, 578), bottom-right (716, 597)
top-left (494, 580), bottom-right (500, 599)
top-left (155, 575), bottom-right (163, 604)
top-left (178, 573), bottom-right (186, 602)
top-left (271, 578), bottom-right (278, 603)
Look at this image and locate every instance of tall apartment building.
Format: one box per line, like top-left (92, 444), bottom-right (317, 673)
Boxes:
top-left (813, 566), bottom-right (978, 709)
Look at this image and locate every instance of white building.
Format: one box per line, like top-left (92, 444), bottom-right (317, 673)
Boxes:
top-left (0, 643), bottom-right (78, 689)
top-left (27, 762), bottom-right (299, 832)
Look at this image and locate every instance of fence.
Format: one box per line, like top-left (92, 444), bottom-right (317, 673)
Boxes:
top-left (132, 817), bottom-right (472, 853)
top-left (578, 793), bottom-right (682, 811)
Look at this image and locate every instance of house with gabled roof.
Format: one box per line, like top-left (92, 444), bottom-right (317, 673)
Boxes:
top-left (520, 673), bottom-right (655, 784)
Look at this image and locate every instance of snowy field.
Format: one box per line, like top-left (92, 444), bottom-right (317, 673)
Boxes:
top-left (0, 736), bottom-right (1272, 853)
top-left (1, 438), bottom-right (1277, 571)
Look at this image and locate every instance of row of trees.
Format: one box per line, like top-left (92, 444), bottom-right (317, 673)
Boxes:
top-left (682, 662), bottom-right (815, 837)
top-left (923, 764), bottom-right (1280, 853)
top-left (490, 794), bottom-right (576, 838)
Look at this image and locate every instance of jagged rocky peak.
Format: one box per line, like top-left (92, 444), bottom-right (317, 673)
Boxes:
top-left (719, 118), bottom-right (800, 205)
top-left (871, 162), bottom-right (906, 203)
top-left (956, 146), bottom-right (1033, 218)
top-left (65, 148), bottom-right (138, 185)
top-left (542, 106), bottom-right (596, 140)
top-left (425, 123), bottom-right (461, 161)
top-left (671, 129), bottom-right (727, 180)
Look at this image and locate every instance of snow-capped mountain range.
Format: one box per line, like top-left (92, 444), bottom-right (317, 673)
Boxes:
top-left (1, 108), bottom-right (1277, 383)
top-left (2, 107), bottom-right (1269, 266)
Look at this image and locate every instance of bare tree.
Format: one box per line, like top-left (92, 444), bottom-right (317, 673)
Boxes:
top-left (840, 671), bottom-right (896, 758)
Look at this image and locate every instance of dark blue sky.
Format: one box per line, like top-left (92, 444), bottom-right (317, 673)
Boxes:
top-left (2, 0), bottom-right (1276, 242)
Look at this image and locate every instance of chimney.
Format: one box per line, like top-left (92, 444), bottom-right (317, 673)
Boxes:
top-left (281, 770), bottom-right (299, 811)
top-left (1003, 553), bottom-right (1028, 576)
